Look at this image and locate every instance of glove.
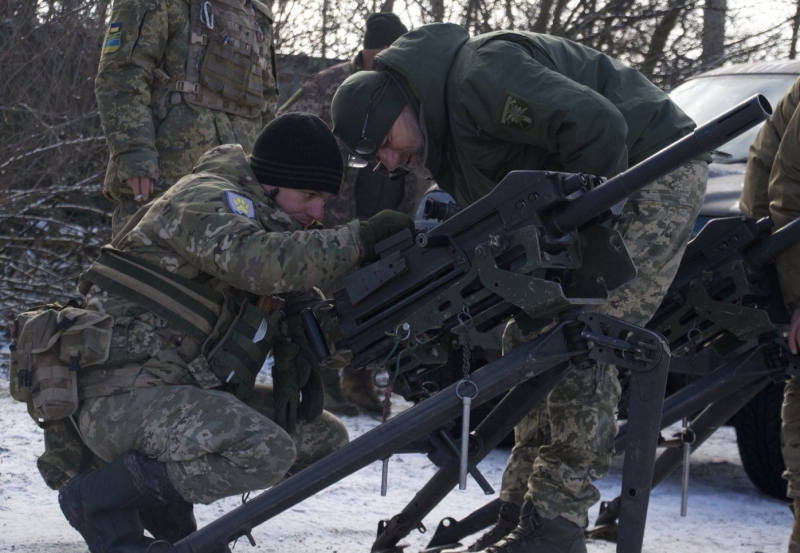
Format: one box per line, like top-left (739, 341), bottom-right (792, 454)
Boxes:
top-left (297, 352), bottom-right (325, 423)
top-left (285, 315), bottom-right (325, 424)
top-left (272, 316), bottom-right (326, 434)
top-left (357, 210), bottom-right (415, 259)
top-left (271, 339), bottom-right (305, 435)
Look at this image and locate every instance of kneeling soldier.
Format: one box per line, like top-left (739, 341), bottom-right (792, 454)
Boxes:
top-left (57, 112), bottom-right (413, 551)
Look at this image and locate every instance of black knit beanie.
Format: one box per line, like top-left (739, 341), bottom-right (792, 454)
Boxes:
top-left (363, 12), bottom-right (408, 49)
top-left (248, 113), bottom-right (344, 194)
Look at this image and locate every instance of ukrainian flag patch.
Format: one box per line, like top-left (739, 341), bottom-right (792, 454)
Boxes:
top-left (103, 22), bottom-right (122, 54)
top-left (224, 191), bottom-right (256, 219)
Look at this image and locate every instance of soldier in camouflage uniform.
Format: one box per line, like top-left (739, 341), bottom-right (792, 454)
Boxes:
top-left (740, 75), bottom-right (800, 553)
top-left (280, 12), bottom-right (427, 417)
top-left (36, 0), bottom-right (282, 531)
top-left (57, 113), bottom-right (414, 552)
top-left (331, 23), bottom-right (709, 552)
top-left (96, 0), bottom-right (279, 237)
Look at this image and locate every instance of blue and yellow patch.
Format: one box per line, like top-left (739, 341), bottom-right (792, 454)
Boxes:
top-left (224, 191), bottom-right (256, 219)
top-left (103, 21), bottom-right (122, 54)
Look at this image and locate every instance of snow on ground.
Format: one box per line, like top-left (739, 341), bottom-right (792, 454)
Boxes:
top-left (0, 373), bottom-right (790, 553)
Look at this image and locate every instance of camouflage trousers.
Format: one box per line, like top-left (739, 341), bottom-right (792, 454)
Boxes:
top-left (73, 383), bottom-right (348, 504)
top-left (499, 160), bottom-right (708, 527)
top-left (784, 376), bottom-right (800, 498)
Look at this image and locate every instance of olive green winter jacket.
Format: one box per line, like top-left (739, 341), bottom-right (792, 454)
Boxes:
top-left (373, 23), bottom-right (703, 207)
top-left (740, 76), bottom-right (800, 309)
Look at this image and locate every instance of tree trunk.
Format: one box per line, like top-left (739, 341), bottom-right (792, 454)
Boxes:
top-left (380, 0), bottom-right (395, 12)
top-left (430, 0), bottom-right (444, 22)
top-left (321, 0), bottom-right (328, 58)
top-left (531, 0), bottom-right (555, 32)
top-left (640, 0), bottom-right (684, 80)
top-left (790, 0), bottom-right (800, 59)
top-left (701, 0), bottom-right (726, 69)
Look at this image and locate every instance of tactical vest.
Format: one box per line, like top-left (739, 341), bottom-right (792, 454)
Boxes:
top-left (79, 247), bottom-right (281, 398)
top-left (168, 0), bottom-right (273, 118)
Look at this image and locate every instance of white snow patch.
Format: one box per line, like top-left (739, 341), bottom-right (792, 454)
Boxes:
top-left (0, 376), bottom-right (790, 553)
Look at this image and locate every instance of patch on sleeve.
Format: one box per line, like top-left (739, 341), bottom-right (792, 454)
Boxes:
top-left (224, 191), bottom-right (256, 219)
top-left (499, 93), bottom-right (534, 130)
top-left (103, 22), bottom-right (122, 54)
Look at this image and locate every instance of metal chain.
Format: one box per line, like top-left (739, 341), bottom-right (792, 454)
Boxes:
top-left (457, 305), bottom-right (474, 382)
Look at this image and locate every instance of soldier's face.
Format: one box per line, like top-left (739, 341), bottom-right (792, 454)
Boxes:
top-left (270, 187), bottom-right (334, 226)
top-left (376, 106), bottom-right (424, 173)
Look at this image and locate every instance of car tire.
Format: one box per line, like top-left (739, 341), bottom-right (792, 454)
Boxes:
top-left (733, 381), bottom-right (788, 501)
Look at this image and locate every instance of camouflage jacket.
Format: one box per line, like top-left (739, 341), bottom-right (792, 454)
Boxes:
top-left (741, 76), bottom-right (800, 309)
top-left (280, 54), bottom-right (428, 227)
top-left (96, 0), bottom-right (279, 203)
top-left (80, 144), bottom-right (365, 396)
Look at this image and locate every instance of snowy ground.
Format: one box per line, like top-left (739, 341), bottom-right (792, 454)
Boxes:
top-left (0, 369), bottom-right (791, 553)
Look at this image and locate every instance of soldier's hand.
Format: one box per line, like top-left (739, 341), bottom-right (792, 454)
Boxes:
top-left (126, 176), bottom-right (155, 202)
top-left (358, 210), bottom-right (414, 259)
top-left (271, 340), bottom-right (302, 435)
top-left (789, 307), bottom-right (800, 355)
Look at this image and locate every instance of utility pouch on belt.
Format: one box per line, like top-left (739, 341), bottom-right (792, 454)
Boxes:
top-left (204, 299), bottom-right (283, 399)
top-left (10, 305), bottom-right (112, 424)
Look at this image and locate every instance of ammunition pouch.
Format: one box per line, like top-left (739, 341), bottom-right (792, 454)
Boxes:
top-left (203, 301), bottom-right (283, 399)
top-left (80, 247), bottom-right (280, 396)
top-left (10, 305), bottom-right (113, 424)
top-left (158, 0), bottom-right (272, 119)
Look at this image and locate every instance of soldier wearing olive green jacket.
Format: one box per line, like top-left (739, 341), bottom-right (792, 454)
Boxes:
top-left (96, 0), bottom-right (279, 236)
top-left (740, 76), bottom-right (800, 553)
top-left (331, 22), bottom-right (708, 552)
top-left (55, 114), bottom-right (414, 552)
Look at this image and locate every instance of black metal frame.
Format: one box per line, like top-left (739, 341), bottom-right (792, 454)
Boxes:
top-left (426, 335), bottom-right (800, 548)
top-left (154, 312), bottom-right (669, 553)
top-left (586, 334), bottom-right (799, 532)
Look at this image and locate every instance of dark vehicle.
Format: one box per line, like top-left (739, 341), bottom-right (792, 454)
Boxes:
top-left (668, 61), bottom-right (800, 501)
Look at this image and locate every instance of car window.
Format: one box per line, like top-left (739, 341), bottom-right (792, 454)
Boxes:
top-left (669, 74), bottom-right (797, 163)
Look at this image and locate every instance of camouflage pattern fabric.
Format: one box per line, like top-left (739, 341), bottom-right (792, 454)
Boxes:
top-left (81, 144), bottom-right (365, 395)
top-left (96, 0), bottom-right (279, 236)
top-left (39, 143), bottom-right (366, 497)
top-left (77, 383), bottom-right (348, 504)
top-left (279, 55), bottom-right (428, 230)
top-left (37, 419), bottom-right (104, 490)
top-left (500, 160), bottom-right (708, 527)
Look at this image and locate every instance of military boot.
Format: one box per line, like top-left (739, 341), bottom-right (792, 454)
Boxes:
top-left (59, 451), bottom-right (183, 553)
top-left (789, 497), bottom-right (800, 553)
top-left (341, 366), bottom-right (384, 417)
top-left (139, 501), bottom-right (196, 543)
top-left (473, 501), bottom-right (587, 553)
top-left (321, 368), bottom-right (359, 417)
top-left (466, 501), bottom-right (521, 551)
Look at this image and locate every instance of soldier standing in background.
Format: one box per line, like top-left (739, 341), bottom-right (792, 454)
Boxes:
top-left (280, 12), bottom-right (428, 417)
top-left (739, 75), bottom-right (800, 553)
top-left (97, 0), bottom-right (280, 237)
